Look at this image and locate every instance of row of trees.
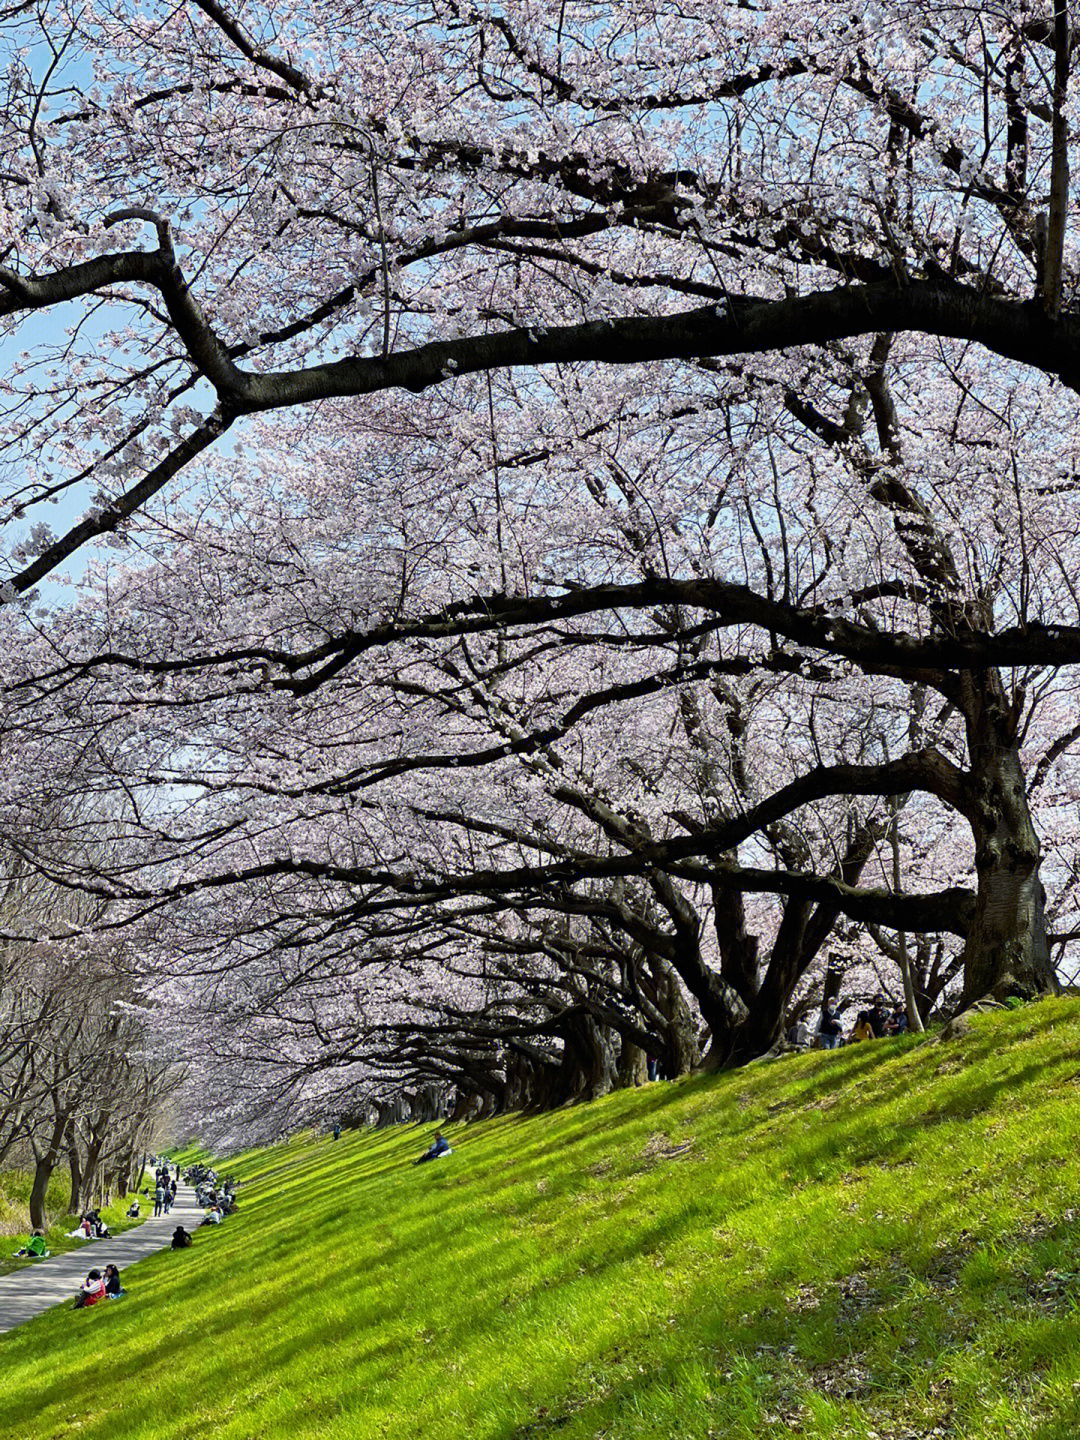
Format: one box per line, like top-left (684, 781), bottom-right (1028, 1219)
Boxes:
top-left (0, 843), bottom-right (176, 1226)
top-left (2, 0), bottom-right (1080, 1133)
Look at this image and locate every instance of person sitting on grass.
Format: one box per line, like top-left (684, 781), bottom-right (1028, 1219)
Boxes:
top-left (171, 1225), bottom-right (193, 1249)
top-left (86, 1210), bottom-right (111, 1239)
top-left (126, 1200), bottom-right (140, 1219)
top-left (104, 1264), bottom-right (126, 1298)
top-left (13, 1229), bottom-right (49, 1258)
top-left (415, 1132), bottom-right (452, 1164)
top-left (787, 1016), bottom-right (814, 1049)
top-left (201, 1204), bottom-right (223, 1225)
top-left (73, 1269), bottom-right (107, 1309)
top-left (852, 1011), bottom-right (875, 1042)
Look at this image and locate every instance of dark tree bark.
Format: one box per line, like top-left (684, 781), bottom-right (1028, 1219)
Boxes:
top-left (29, 1116), bottom-right (67, 1231)
top-left (960, 677), bottom-right (1057, 1003)
top-left (66, 1123), bottom-right (82, 1214)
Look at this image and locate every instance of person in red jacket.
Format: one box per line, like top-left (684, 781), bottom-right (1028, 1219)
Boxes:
top-left (73, 1269), bottom-right (107, 1309)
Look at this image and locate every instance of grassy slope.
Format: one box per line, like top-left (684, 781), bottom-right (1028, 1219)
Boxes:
top-left (5, 1001), bottom-right (1080, 1439)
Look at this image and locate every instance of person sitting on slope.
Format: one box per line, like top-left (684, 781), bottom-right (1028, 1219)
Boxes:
top-left (171, 1225), bottom-right (193, 1249)
top-left (73, 1269), bottom-right (107, 1309)
top-left (852, 1011), bottom-right (875, 1043)
top-left (13, 1229), bottom-right (49, 1258)
top-left (82, 1209), bottom-right (110, 1239)
top-left (104, 1263), bottom-right (125, 1298)
top-left (415, 1132), bottom-right (452, 1164)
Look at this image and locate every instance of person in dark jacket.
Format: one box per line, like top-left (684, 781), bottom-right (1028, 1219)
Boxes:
top-left (104, 1264), bottom-right (125, 1297)
top-left (818, 997), bottom-right (844, 1049)
top-left (415, 1132), bottom-right (452, 1164)
top-left (171, 1225), bottom-right (193, 1249)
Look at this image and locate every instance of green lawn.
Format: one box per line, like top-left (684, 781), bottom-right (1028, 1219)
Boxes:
top-left (5, 1001), bottom-right (1080, 1438)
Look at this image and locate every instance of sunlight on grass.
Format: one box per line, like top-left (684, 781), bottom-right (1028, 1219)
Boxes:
top-left (4, 1001), bottom-right (1080, 1438)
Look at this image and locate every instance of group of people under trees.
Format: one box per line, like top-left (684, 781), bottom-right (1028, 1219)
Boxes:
top-left (792, 996), bottom-right (910, 1052)
top-left (14, 1204), bottom-right (112, 1258)
top-left (147, 1162), bottom-right (179, 1216)
top-left (10, 1151), bottom-right (238, 1319)
top-left (185, 1161), bottom-right (238, 1223)
top-left (67, 1208), bottom-right (112, 1240)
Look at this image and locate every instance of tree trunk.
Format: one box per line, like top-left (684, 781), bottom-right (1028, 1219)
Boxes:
top-left (558, 1012), bottom-right (619, 1102)
top-left (29, 1159), bottom-right (54, 1232)
top-left (961, 684), bottom-right (1058, 1004)
top-left (617, 1038), bottom-right (647, 1087)
top-left (66, 1135), bottom-right (82, 1214)
top-left (891, 795), bottom-right (925, 1032)
top-left (29, 1113), bottom-right (68, 1231)
top-left (80, 1135), bottom-right (105, 1213)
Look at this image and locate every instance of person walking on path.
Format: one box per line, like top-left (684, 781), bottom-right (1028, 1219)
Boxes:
top-left (818, 997), bottom-right (845, 1049)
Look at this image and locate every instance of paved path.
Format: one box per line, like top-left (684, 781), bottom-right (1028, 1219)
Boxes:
top-left (0, 1183), bottom-right (202, 1335)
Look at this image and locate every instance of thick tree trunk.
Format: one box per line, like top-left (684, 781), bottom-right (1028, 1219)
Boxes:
top-left (559, 1013), bottom-right (619, 1102)
top-left (616, 1039), bottom-right (646, 1087)
top-left (710, 821), bottom-right (886, 1067)
top-left (961, 685), bottom-right (1057, 1004)
top-left (504, 1048), bottom-right (548, 1110)
top-left (449, 1088), bottom-right (475, 1123)
top-left (29, 1160), bottom-right (54, 1233)
top-left (473, 1088), bottom-right (499, 1120)
top-left (29, 1113), bottom-right (68, 1231)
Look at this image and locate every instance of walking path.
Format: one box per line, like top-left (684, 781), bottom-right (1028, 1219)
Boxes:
top-left (0, 1182), bottom-right (201, 1335)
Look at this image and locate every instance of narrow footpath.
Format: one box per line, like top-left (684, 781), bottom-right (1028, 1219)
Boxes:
top-left (0, 1183), bottom-right (202, 1335)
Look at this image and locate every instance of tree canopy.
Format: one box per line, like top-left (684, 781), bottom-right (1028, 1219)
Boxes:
top-left (2, 0), bottom-right (1080, 1127)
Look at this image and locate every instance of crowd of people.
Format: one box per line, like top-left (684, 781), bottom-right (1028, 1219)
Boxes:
top-left (184, 1161), bottom-right (238, 1223)
top-left (789, 995), bottom-right (911, 1051)
top-left (150, 1162), bottom-right (179, 1216)
top-left (9, 1152), bottom-right (240, 1320)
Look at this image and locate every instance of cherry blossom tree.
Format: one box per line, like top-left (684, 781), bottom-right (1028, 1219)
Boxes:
top-left (3, 0), bottom-right (1080, 1119)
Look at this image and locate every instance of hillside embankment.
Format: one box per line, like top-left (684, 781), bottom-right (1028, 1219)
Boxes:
top-left (4, 1002), bottom-right (1080, 1439)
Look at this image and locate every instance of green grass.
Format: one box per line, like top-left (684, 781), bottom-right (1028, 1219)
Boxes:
top-left (5, 1001), bottom-right (1080, 1438)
